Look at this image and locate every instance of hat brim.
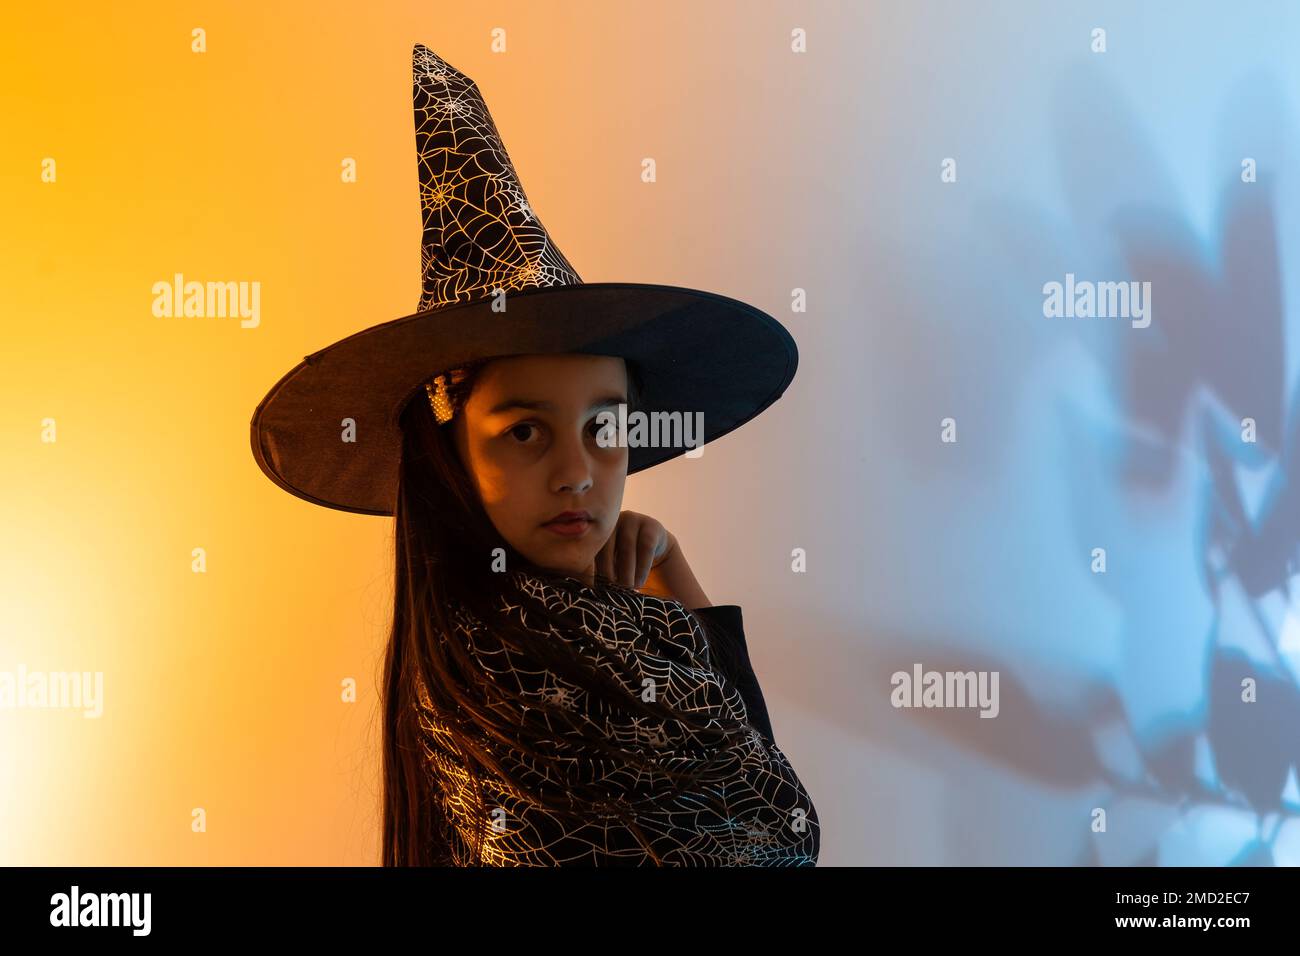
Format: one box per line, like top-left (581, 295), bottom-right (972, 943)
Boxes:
top-left (250, 282), bottom-right (798, 515)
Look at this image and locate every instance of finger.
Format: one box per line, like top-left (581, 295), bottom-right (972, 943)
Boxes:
top-left (652, 529), bottom-right (676, 567)
top-left (615, 517), bottom-right (639, 586)
top-left (634, 532), bottom-right (658, 588)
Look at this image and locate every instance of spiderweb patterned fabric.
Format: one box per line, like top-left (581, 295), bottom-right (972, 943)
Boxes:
top-left (413, 570), bottom-right (820, 866)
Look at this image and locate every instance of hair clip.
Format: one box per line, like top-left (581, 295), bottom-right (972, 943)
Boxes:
top-left (426, 374), bottom-right (454, 425)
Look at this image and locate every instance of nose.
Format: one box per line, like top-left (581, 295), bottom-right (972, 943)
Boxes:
top-left (551, 425), bottom-right (594, 494)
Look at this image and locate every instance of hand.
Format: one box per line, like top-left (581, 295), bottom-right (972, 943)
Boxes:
top-left (594, 510), bottom-right (677, 588)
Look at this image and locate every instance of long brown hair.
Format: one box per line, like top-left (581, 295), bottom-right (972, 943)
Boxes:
top-left (380, 356), bottom-right (752, 865)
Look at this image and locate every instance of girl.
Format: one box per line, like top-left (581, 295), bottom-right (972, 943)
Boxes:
top-left (250, 44), bottom-right (818, 866)
top-left (382, 351), bottom-right (819, 865)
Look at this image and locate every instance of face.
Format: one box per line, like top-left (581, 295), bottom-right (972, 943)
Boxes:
top-left (451, 353), bottom-right (629, 583)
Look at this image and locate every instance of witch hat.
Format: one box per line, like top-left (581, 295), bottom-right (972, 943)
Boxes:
top-left (249, 44), bottom-right (798, 516)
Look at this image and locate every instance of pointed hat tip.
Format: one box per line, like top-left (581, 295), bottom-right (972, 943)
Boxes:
top-left (412, 43), bottom-right (465, 81)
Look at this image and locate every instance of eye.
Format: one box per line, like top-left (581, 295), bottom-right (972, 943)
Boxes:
top-left (507, 422), bottom-right (541, 443)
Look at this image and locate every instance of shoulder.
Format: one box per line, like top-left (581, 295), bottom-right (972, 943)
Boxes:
top-left (505, 569), bottom-right (710, 664)
top-left (690, 604), bottom-right (744, 636)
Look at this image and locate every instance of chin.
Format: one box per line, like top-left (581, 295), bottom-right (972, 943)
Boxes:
top-left (543, 552), bottom-right (593, 574)
top-left (523, 543), bottom-right (590, 574)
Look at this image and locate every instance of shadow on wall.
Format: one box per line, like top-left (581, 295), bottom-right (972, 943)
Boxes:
top-left (777, 63), bottom-right (1300, 866)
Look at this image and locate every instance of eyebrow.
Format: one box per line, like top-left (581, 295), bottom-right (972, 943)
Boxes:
top-left (486, 394), bottom-right (628, 416)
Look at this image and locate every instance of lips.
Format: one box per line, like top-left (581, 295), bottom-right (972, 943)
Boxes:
top-left (543, 512), bottom-right (593, 537)
top-left (544, 510), bottom-right (592, 525)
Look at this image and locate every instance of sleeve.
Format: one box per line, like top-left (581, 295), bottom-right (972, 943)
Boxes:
top-left (690, 604), bottom-right (777, 747)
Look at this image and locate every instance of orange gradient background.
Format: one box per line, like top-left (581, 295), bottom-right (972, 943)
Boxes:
top-left (1, 2), bottom-right (846, 863)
